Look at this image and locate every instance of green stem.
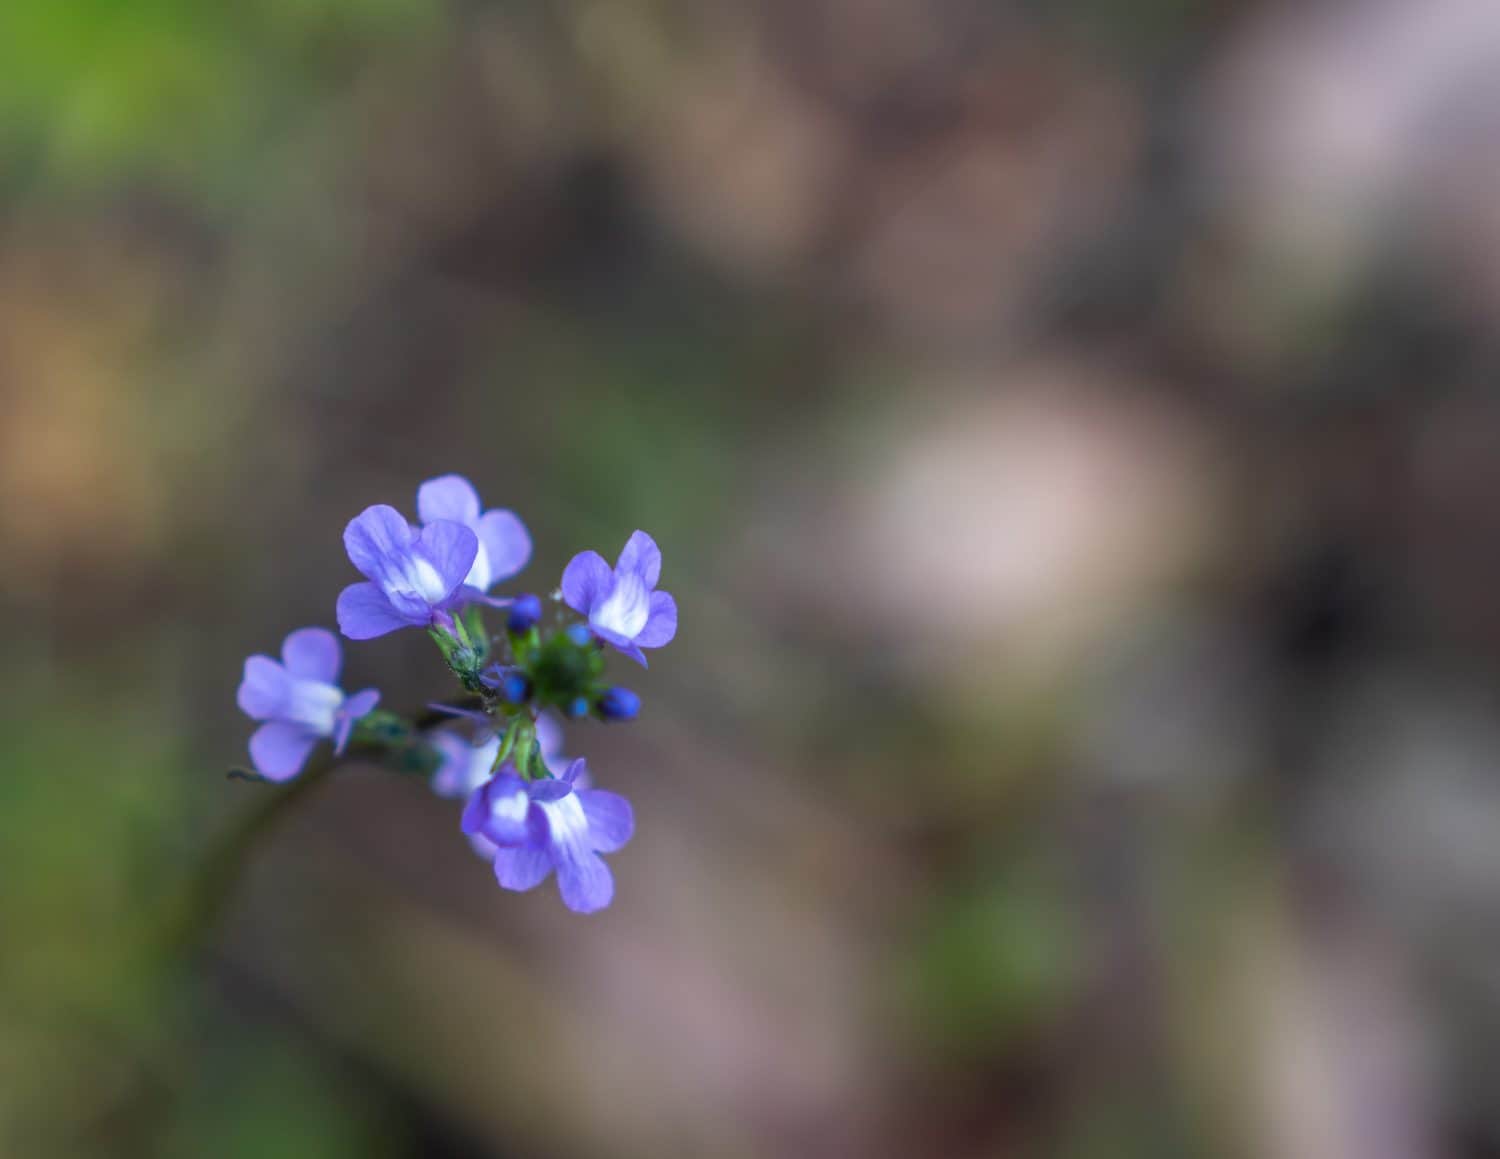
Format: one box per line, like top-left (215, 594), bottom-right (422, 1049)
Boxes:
top-left (493, 716), bottom-right (522, 771)
top-left (162, 704), bottom-right (468, 962)
top-left (161, 753), bottom-right (339, 960)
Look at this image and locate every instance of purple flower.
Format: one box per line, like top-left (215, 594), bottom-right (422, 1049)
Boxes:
top-left (461, 758), bottom-right (633, 913)
top-left (236, 628), bottom-right (380, 781)
top-left (428, 730), bottom-right (506, 859)
top-left (430, 731), bottom-right (501, 801)
top-left (560, 531), bottom-right (677, 666)
top-left (416, 475), bottom-right (531, 598)
top-left (436, 715), bottom-right (571, 860)
top-left (335, 505), bottom-right (478, 639)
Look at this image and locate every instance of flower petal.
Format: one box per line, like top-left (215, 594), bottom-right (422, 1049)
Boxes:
top-left (414, 520), bottom-right (479, 606)
top-left (493, 846), bottom-right (554, 891)
top-left (249, 722), bottom-right (319, 781)
top-left (343, 505), bottom-right (415, 582)
top-left (595, 635), bottom-right (648, 668)
top-left (616, 530), bottom-right (662, 589)
top-left (332, 688), bottom-right (381, 753)
top-left (280, 627), bottom-right (342, 682)
top-left (336, 582), bottom-right (416, 639)
top-left (237, 656), bottom-right (290, 719)
top-left (425, 702), bottom-right (494, 729)
top-left (560, 550), bottom-right (612, 614)
top-left (533, 791), bottom-right (615, 912)
top-left (455, 587), bottom-right (514, 608)
top-left (475, 509), bottom-right (532, 585)
top-left (429, 732), bottom-right (473, 798)
top-left (633, 590), bottom-right (677, 649)
top-left (431, 732), bottom-right (499, 799)
top-left (590, 570), bottom-right (650, 639)
top-left (342, 688), bottom-right (381, 719)
top-left (554, 847), bottom-right (614, 913)
top-left (416, 474), bottom-right (481, 526)
top-left (534, 712), bottom-right (564, 763)
top-left (461, 772), bottom-right (531, 844)
top-left (579, 789), bottom-right (634, 853)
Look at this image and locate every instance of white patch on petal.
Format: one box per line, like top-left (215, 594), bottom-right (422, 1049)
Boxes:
top-left (490, 788), bottom-right (529, 827)
top-left (464, 736), bottom-right (501, 792)
top-left (286, 679), bottom-right (344, 736)
top-left (433, 735), bottom-right (500, 798)
top-left (591, 573), bottom-right (650, 639)
top-left (539, 792), bottom-right (590, 846)
top-left (465, 537), bottom-right (494, 592)
top-left (397, 555), bottom-right (451, 603)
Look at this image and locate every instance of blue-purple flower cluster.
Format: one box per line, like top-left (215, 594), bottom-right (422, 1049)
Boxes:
top-left (235, 475), bottom-right (676, 913)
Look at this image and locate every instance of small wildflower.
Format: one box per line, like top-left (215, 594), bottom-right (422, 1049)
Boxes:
top-left (560, 531), bottom-right (677, 666)
top-left (336, 505), bottom-right (478, 639)
top-left (416, 475), bottom-right (531, 598)
top-left (229, 474), bottom-right (671, 917)
top-left (430, 731), bottom-right (501, 800)
top-left (438, 714), bottom-right (573, 861)
top-left (236, 628), bottom-right (380, 780)
top-left (461, 758), bottom-right (633, 913)
top-left (430, 730), bottom-right (508, 860)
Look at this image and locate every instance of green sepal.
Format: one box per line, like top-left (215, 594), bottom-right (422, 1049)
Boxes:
top-left (462, 605), bottom-right (490, 662)
top-left (353, 709), bottom-right (412, 747)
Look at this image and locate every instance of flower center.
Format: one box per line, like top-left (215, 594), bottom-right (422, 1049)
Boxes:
top-left (287, 679), bottom-right (344, 736)
top-left (489, 785), bottom-right (529, 828)
top-left (592, 573), bottom-right (649, 638)
top-left (391, 553), bottom-right (449, 604)
top-left (540, 792), bottom-right (589, 845)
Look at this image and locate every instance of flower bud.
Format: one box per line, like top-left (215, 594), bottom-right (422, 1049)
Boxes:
top-left (507, 593), bottom-right (543, 634)
top-left (566, 696), bottom-right (590, 719)
top-left (481, 665), bottom-right (532, 704)
top-left (565, 624), bottom-right (595, 648)
top-left (597, 687), bottom-right (641, 721)
top-left (501, 672), bottom-right (532, 704)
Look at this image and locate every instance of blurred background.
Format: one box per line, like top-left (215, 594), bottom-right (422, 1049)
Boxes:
top-left (8, 0), bottom-right (1500, 1155)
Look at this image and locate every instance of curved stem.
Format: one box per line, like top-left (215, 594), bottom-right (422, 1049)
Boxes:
top-left (163, 702), bottom-right (476, 962)
top-left (162, 754), bottom-right (339, 960)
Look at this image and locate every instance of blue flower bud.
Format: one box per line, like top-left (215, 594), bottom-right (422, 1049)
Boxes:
top-left (565, 624), bottom-right (595, 648)
top-left (597, 686), bottom-right (641, 721)
top-left (481, 665), bottom-right (531, 704)
top-left (502, 672), bottom-right (532, 704)
top-left (507, 593), bottom-right (543, 634)
top-left (566, 696), bottom-right (590, 719)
